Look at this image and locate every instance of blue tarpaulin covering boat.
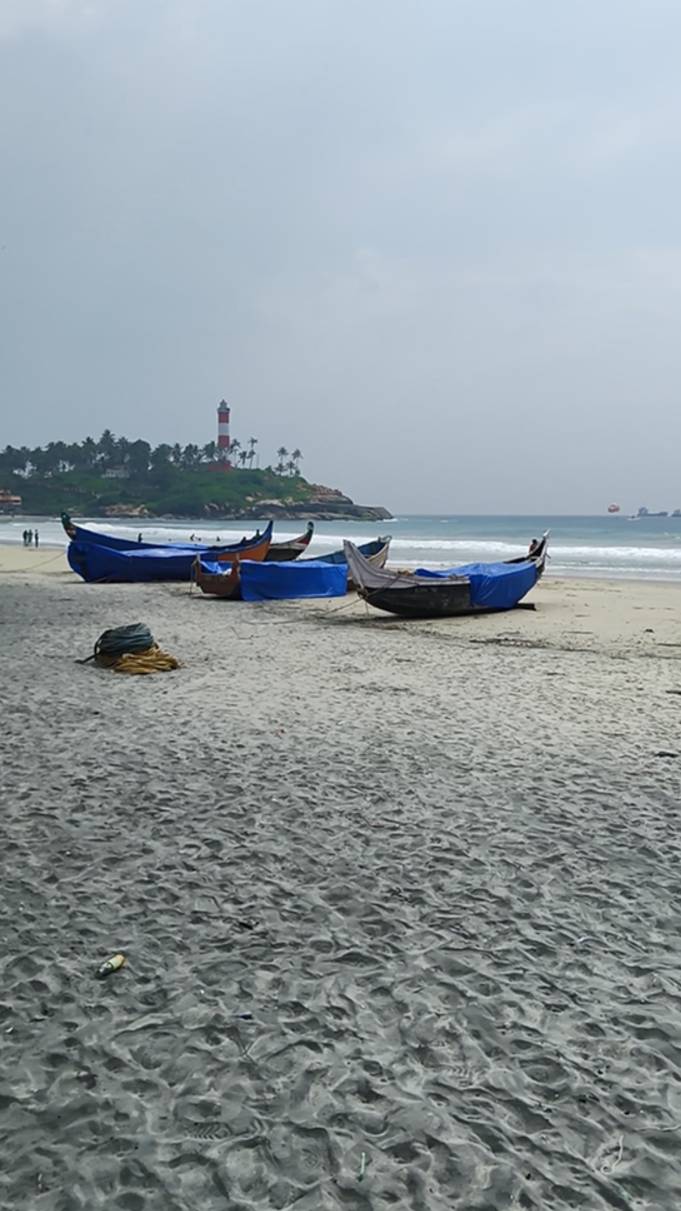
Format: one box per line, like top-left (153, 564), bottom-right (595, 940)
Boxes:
top-left (67, 522), bottom-right (273, 583)
top-left (239, 559), bottom-right (347, 602)
top-left (413, 560), bottom-right (538, 610)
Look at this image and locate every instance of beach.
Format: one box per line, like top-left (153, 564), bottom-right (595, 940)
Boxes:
top-left (2, 548), bottom-right (681, 1209)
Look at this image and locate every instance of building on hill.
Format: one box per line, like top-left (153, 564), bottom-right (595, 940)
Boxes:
top-left (0, 488), bottom-right (22, 512)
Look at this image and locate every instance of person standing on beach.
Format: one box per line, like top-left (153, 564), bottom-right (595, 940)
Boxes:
top-left (34, 529), bottom-right (39, 548)
top-left (22, 530), bottom-right (26, 546)
top-left (27, 528), bottom-right (33, 546)
top-left (137, 533), bottom-right (142, 542)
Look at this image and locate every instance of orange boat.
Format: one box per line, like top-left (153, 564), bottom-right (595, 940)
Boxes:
top-left (211, 527), bottom-right (272, 564)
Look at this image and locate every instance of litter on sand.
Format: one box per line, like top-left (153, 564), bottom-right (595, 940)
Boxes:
top-left (95, 953), bottom-right (127, 979)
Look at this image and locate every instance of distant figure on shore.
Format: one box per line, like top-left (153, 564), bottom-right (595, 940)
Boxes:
top-left (26, 528), bottom-right (33, 546)
top-left (190, 533), bottom-right (196, 542)
top-left (137, 533), bottom-right (142, 543)
top-left (34, 529), bottom-right (39, 548)
top-left (22, 529), bottom-right (27, 546)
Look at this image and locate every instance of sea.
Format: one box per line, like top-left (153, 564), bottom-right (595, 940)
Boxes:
top-left (4, 512), bottom-right (681, 581)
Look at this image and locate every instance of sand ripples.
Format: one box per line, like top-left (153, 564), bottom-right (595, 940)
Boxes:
top-left (2, 581), bottom-right (681, 1207)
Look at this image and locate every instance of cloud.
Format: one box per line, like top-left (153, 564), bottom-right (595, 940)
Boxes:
top-left (3, 0), bottom-right (681, 508)
top-left (0, 0), bottom-right (96, 40)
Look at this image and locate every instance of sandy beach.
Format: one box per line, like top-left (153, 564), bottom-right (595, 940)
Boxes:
top-left (2, 546), bottom-right (681, 1209)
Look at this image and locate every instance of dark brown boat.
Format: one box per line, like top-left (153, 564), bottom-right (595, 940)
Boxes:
top-left (343, 533), bottom-right (549, 619)
top-left (264, 522), bottom-right (314, 561)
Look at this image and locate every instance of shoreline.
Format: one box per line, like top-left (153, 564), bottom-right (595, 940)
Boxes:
top-left (3, 542), bottom-right (681, 589)
top-left (1, 544), bottom-right (681, 659)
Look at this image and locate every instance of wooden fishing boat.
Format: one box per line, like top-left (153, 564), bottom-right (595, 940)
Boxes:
top-left (192, 558), bottom-right (242, 599)
top-left (300, 534), bottom-right (391, 588)
top-left (67, 522), bottom-right (273, 583)
top-left (61, 512), bottom-right (279, 555)
top-left (341, 536), bottom-right (391, 590)
top-left (264, 522), bottom-right (314, 561)
top-left (307, 535), bottom-right (391, 570)
top-left (193, 536), bottom-right (392, 600)
top-left (193, 556), bottom-right (347, 601)
top-left (343, 533), bottom-right (549, 619)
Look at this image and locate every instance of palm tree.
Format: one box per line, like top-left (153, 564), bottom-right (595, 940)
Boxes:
top-left (81, 436), bottom-right (97, 469)
top-left (202, 441), bottom-right (217, 464)
top-left (51, 440), bottom-right (71, 473)
top-left (0, 445), bottom-right (18, 475)
top-left (128, 439), bottom-right (151, 476)
top-left (182, 443), bottom-right (201, 469)
top-left (286, 459), bottom-right (297, 477)
top-left (238, 449), bottom-right (248, 468)
top-left (150, 443), bottom-right (173, 468)
top-left (291, 448), bottom-right (302, 474)
top-left (97, 429), bottom-right (117, 466)
top-left (16, 447), bottom-right (32, 477)
top-left (248, 437), bottom-right (258, 469)
top-left (30, 446), bottom-right (50, 476)
top-left (276, 446), bottom-right (288, 476)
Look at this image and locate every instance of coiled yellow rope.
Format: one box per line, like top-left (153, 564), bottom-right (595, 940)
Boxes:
top-left (95, 643), bottom-right (180, 675)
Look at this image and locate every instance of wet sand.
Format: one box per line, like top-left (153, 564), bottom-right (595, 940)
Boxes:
top-left (2, 552), bottom-right (681, 1209)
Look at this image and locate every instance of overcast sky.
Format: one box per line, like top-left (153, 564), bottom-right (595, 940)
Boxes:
top-left (1, 0), bottom-right (681, 512)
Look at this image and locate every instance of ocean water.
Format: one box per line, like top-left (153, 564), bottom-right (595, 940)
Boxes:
top-left (4, 513), bottom-right (681, 581)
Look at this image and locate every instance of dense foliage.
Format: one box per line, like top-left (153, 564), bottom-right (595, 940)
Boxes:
top-left (0, 431), bottom-right (311, 516)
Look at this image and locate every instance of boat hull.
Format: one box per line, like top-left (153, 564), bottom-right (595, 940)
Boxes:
top-left (192, 562), bottom-right (242, 598)
top-left (310, 536), bottom-right (390, 568)
top-left (68, 524), bottom-right (273, 583)
top-left (264, 523), bottom-right (314, 562)
top-left (61, 512), bottom-right (275, 556)
top-left (364, 583), bottom-right (474, 618)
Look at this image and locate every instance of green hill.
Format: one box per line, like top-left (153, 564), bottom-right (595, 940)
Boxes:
top-left (0, 433), bottom-right (391, 520)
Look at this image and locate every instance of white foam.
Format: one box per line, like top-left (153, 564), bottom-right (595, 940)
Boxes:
top-left (4, 515), bottom-right (681, 580)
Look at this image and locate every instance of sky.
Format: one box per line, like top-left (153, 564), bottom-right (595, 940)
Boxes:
top-left (1, 0), bottom-right (681, 513)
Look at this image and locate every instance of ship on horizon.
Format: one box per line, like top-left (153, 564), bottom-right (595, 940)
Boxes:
top-left (627, 505), bottom-right (673, 519)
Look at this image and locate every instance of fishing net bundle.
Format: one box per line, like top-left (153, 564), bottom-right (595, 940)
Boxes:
top-left (82, 623), bottom-right (180, 675)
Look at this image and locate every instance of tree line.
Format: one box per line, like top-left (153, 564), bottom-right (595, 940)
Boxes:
top-left (0, 432), bottom-right (304, 478)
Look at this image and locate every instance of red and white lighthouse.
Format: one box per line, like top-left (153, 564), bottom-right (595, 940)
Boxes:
top-left (217, 399), bottom-right (231, 465)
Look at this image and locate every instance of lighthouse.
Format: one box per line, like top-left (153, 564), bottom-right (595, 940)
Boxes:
top-left (217, 399), bottom-right (231, 466)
